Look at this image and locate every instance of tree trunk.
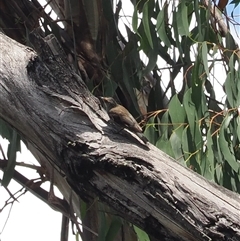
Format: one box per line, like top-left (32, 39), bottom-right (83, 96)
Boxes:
top-left (0, 31), bottom-right (240, 241)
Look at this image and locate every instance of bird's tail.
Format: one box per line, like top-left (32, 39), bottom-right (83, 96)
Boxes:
top-left (136, 132), bottom-right (148, 144)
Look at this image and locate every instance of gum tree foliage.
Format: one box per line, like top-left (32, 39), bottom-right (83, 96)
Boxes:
top-left (0, 0), bottom-right (240, 240)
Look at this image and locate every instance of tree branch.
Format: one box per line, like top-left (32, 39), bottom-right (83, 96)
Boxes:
top-left (0, 31), bottom-right (240, 241)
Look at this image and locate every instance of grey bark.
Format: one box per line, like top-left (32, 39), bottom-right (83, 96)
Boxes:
top-left (0, 31), bottom-right (240, 241)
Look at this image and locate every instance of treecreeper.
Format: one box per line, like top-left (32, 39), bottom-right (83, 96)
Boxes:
top-left (100, 97), bottom-right (148, 144)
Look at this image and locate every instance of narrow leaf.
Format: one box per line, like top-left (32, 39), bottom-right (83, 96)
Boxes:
top-left (206, 130), bottom-right (215, 178)
top-left (219, 115), bottom-right (239, 172)
top-left (142, 1), bottom-right (153, 49)
top-left (144, 117), bottom-right (158, 144)
top-left (183, 89), bottom-right (202, 149)
top-left (215, 164), bottom-right (223, 185)
top-left (176, 1), bottom-right (189, 36)
top-left (132, 6), bottom-right (138, 32)
top-left (172, 11), bottom-right (183, 57)
top-left (105, 217), bottom-right (122, 241)
top-left (170, 131), bottom-right (184, 163)
top-left (156, 138), bottom-right (175, 158)
top-left (134, 226), bottom-right (150, 241)
top-left (168, 95), bottom-right (186, 130)
top-left (142, 48), bottom-right (158, 76)
top-left (2, 130), bottom-right (19, 187)
top-left (201, 41), bottom-right (209, 76)
top-left (156, 8), bottom-right (171, 47)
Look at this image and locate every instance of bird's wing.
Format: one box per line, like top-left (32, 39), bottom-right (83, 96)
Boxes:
top-left (109, 106), bottom-right (142, 133)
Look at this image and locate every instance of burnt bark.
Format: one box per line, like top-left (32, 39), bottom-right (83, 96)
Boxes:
top-left (0, 31), bottom-right (240, 241)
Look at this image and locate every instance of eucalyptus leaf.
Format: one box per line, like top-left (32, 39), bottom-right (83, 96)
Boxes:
top-left (156, 8), bottom-right (171, 47)
top-left (142, 1), bottom-right (153, 49)
top-left (201, 41), bottom-right (209, 76)
top-left (105, 217), bottom-right (122, 241)
top-left (134, 226), bottom-right (150, 241)
top-left (132, 6), bottom-right (138, 32)
top-left (2, 130), bottom-right (20, 187)
top-left (176, 0), bottom-right (189, 36)
top-left (219, 115), bottom-right (239, 172)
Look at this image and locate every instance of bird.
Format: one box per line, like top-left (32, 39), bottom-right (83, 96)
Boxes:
top-left (217, 0), bottom-right (228, 11)
top-left (100, 97), bottom-right (148, 143)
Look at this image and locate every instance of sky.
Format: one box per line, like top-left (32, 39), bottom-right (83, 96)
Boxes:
top-left (0, 138), bottom-right (77, 241)
top-left (0, 1), bottom-right (240, 241)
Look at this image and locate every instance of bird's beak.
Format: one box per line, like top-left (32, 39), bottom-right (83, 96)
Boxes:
top-left (99, 96), bottom-right (107, 102)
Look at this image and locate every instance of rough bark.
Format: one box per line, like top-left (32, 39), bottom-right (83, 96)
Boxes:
top-left (0, 31), bottom-right (240, 241)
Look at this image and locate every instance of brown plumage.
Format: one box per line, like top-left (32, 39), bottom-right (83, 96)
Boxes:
top-left (217, 0), bottom-right (228, 11)
top-left (100, 97), bottom-right (148, 143)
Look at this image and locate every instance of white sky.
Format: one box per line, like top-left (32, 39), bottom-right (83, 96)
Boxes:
top-left (0, 1), bottom-right (240, 241)
top-left (0, 138), bottom-right (78, 241)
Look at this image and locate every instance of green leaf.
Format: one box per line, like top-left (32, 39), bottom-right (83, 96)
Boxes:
top-left (219, 115), bottom-right (239, 172)
top-left (132, 6), bottom-right (138, 32)
top-left (137, 22), bottom-right (151, 53)
top-left (201, 87), bottom-right (210, 115)
top-left (134, 226), bottom-right (150, 241)
top-left (176, 1), bottom-right (189, 36)
top-left (206, 130), bottom-right (215, 178)
top-left (168, 95), bottom-right (187, 162)
top-left (80, 199), bottom-right (87, 220)
top-left (170, 131), bottom-right (184, 163)
top-left (122, 62), bottom-right (141, 114)
top-left (159, 111), bottom-right (170, 139)
top-left (142, 48), bottom-right (158, 76)
top-left (181, 125), bottom-right (201, 172)
top-left (83, 0), bottom-right (99, 40)
top-left (142, 1), bottom-right (153, 49)
top-left (200, 152), bottom-right (213, 180)
top-left (181, 126), bottom-right (191, 164)
top-left (155, 106), bottom-right (173, 156)
top-left (144, 117), bottom-right (158, 144)
top-left (215, 164), bottom-right (223, 185)
top-left (224, 73), bottom-right (234, 108)
top-left (105, 217), bottom-right (122, 241)
top-left (2, 130), bottom-right (20, 187)
top-left (201, 41), bottom-right (209, 76)
top-left (225, 33), bottom-right (239, 61)
top-left (0, 118), bottom-right (12, 140)
top-left (237, 72), bottom-right (240, 106)
top-left (168, 95), bottom-right (186, 132)
top-left (230, 176), bottom-right (238, 192)
top-left (106, 42), bottom-right (123, 84)
top-left (237, 116), bottom-right (240, 141)
top-left (156, 138), bottom-right (175, 158)
top-left (183, 90), bottom-right (195, 127)
top-left (156, 8), bottom-right (171, 47)
top-left (194, 0), bottom-right (202, 40)
top-left (224, 53), bottom-right (240, 108)
top-left (102, 77), bottom-right (118, 97)
top-left (191, 56), bottom-right (203, 112)
top-left (183, 89), bottom-right (202, 150)
top-left (230, 0), bottom-right (240, 9)
top-left (102, 0), bottom-right (115, 21)
top-left (215, 133), bottom-right (224, 165)
top-left (98, 206), bottom-right (107, 241)
top-left (172, 11), bottom-right (183, 58)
